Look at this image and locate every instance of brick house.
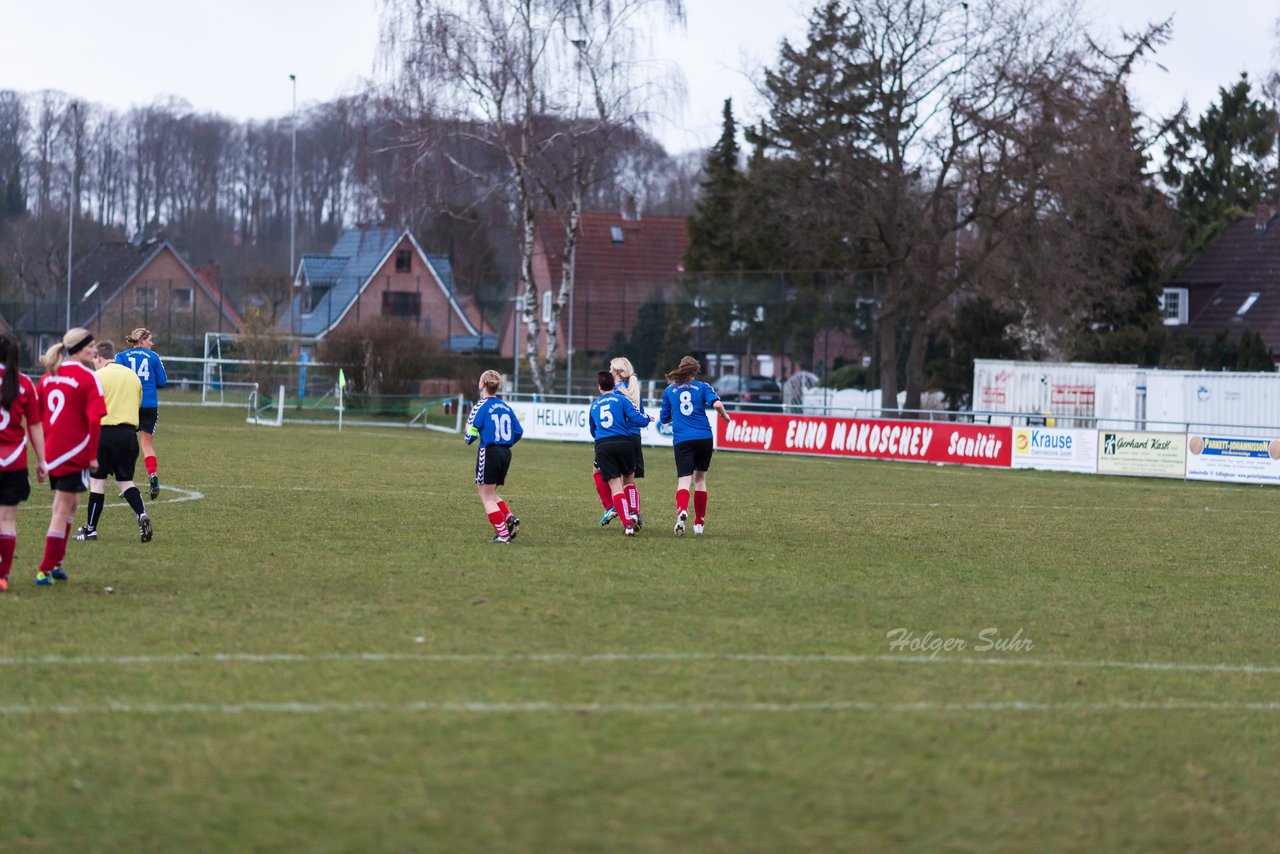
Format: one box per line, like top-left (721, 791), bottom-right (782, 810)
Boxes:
top-left (500, 208), bottom-right (690, 362)
top-left (17, 238), bottom-right (241, 358)
top-left (286, 226), bottom-right (494, 351)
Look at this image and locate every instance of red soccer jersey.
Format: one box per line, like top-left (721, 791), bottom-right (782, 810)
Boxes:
top-left (0, 369), bottom-right (40, 472)
top-left (38, 362), bottom-right (107, 477)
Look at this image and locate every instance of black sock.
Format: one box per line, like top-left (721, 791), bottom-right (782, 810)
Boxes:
top-left (86, 492), bottom-right (105, 529)
top-left (122, 486), bottom-right (146, 517)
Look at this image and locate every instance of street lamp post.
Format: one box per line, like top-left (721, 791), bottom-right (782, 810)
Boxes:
top-left (66, 100), bottom-right (78, 331)
top-left (289, 74), bottom-right (298, 342)
top-left (567, 38), bottom-right (586, 398)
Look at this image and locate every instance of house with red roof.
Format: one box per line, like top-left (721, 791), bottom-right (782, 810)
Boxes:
top-left (500, 208), bottom-right (690, 363)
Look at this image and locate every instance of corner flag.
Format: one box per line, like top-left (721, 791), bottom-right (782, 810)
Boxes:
top-left (338, 369), bottom-right (347, 390)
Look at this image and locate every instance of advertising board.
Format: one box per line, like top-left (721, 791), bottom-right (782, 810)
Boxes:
top-left (1096, 431), bottom-right (1186, 478)
top-left (507, 401), bottom-right (679, 446)
top-left (1185, 434), bottom-right (1280, 485)
top-left (1010, 428), bottom-right (1097, 474)
top-left (717, 413), bottom-right (1011, 467)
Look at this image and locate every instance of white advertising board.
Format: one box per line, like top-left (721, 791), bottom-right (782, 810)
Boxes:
top-left (1010, 427), bottom-right (1097, 474)
top-left (1185, 434), bottom-right (1280, 485)
top-left (505, 401), bottom-right (689, 447)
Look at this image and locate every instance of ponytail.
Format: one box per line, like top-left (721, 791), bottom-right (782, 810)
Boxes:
top-left (42, 343), bottom-right (66, 374)
top-left (0, 334), bottom-right (19, 410)
top-left (609, 356), bottom-right (640, 409)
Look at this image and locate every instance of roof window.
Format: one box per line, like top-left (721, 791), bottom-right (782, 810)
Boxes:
top-left (1236, 292), bottom-right (1260, 317)
top-left (610, 226), bottom-right (624, 244)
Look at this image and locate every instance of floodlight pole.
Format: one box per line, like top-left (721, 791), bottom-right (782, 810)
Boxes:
top-left (66, 100), bottom-right (78, 331)
top-left (289, 74), bottom-right (298, 342)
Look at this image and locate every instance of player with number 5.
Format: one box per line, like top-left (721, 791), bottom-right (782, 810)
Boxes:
top-left (464, 370), bottom-right (524, 543)
top-left (116, 327), bottom-right (167, 499)
top-left (659, 356), bottom-right (731, 537)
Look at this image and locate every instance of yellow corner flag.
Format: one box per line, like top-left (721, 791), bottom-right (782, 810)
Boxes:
top-left (338, 368), bottom-right (347, 390)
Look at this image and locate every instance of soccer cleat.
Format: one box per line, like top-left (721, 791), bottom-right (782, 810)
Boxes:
top-left (491, 534), bottom-right (511, 544)
top-left (505, 515), bottom-right (520, 541)
top-left (624, 524), bottom-right (636, 537)
top-left (51, 566), bottom-right (68, 581)
top-left (149, 474), bottom-right (160, 500)
top-left (674, 510), bottom-right (687, 537)
top-left (634, 512), bottom-right (644, 530)
top-left (138, 513), bottom-right (153, 544)
top-left (35, 571), bottom-right (53, 586)
top-left (74, 526), bottom-right (98, 541)
top-left (598, 507), bottom-right (617, 526)
top-left (693, 523), bottom-right (704, 536)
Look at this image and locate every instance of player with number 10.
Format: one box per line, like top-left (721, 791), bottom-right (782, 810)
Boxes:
top-left (464, 370), bottom-right (524, 543)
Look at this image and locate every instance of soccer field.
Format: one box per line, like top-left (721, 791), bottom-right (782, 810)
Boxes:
top-left (2, 405), bottom-right (1279, 852)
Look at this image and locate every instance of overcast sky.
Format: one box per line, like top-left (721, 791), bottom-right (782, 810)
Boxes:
top-left (1, 0), bottom-right (1276, 156)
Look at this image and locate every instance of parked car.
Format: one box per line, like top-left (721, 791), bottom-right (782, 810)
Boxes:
top-left (712, 374), bottom-right (783, 408)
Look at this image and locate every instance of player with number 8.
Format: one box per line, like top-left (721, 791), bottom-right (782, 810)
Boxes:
top-left (659, 356), bottom-right (731, 537)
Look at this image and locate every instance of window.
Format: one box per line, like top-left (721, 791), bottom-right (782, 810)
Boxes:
top-left (1236, 292), bottom-right (1260, 318)
top-left (610, 226), bottom-right (624, 243)
top-left (304, 284), bottom-right (331, 314)
top-left (134, 285), bottom-right (157, 312)
top-left (395, 249), bottom-right (412, 273)
top-left (1159, 288), bottom-right (1188, 326)
top-left (172, 287), bottom-right (193, 311)
top-left (382, 290), bottom-right (422, 319)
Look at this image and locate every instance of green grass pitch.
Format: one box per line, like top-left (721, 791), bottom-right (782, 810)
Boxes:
top-left (2, 404), bottom-right (1279, 852)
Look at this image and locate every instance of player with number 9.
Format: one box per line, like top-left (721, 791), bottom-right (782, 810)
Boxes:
top-left (464, 370), bottom-right (524, 543)
top-left (659, 356), bottom-right (732, 536)
top-left (34, 328), bottom-right (107, 585)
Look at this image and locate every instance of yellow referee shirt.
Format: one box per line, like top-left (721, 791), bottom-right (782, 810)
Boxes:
top-left (97, 362), bottom-right (143, 427)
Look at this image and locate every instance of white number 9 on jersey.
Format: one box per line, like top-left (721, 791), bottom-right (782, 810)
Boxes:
top-left (46, 389), bottom-right (65, 425)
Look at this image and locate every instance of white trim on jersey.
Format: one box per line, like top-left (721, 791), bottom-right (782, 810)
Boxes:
top-left (0, 436), bottom-right (27, 468)
top-left (45, 434), bottom-right (91, 472)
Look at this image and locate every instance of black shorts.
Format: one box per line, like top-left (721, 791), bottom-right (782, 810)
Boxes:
top-left (475, 444), bottom-right (512, 486)
top-left (96, 424), bottom-right (140, 482)
top-left (594, 437), bottom-right (636, 482)
top-left (630, 434), bottom-right (645, 478)
top-left (674, 438), bottom-right (715, 477)
top-left (0, 469), bottom-right (31, 506)
top-left (138, 408), bottom-right (159, 435)
top-left (50, 469), bottom-right (91, 493)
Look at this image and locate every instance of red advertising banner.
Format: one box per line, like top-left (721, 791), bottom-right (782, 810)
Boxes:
top-left (716, 413), bottom-right (1012, 468)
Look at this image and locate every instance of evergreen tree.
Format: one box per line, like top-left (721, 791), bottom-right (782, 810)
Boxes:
top-left (1163, 73), bottom-right (1279, 254)
top-left (684, 99), bottom-right (750, 273)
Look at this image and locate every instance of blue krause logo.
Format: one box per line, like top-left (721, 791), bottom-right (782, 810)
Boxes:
top-left (1014, 428), bottom-right (1073, 457)
top-left (1190, 435), bottom-right (1279, 459)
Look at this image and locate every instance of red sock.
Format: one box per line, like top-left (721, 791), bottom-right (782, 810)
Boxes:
top-left (612, 493), bottom-right (633, 526)
top-left (593, 471), bottom-right (612, 509)
top-left (487, 510), bottom-right (509, 538)
top-left (0, 533), bottom-right (14, 580)
top-left (497, 500), bottom-right (511, 518)
top-left (626, 484), bottom-right (640, 516)
top-left (676, 489), bottom-right (690, 515)
top-left (694, 490), bottom-right (708, 525)
top-left (145, 455), bottom-right (158, 476)
top-left (40, 530), bottom-right (66, 573)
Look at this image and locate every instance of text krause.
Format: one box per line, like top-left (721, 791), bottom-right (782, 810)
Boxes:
top-left (720, 413), bottom-right (1011, 466)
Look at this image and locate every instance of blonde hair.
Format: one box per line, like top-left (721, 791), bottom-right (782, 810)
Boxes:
top-left (478, 369), bottom-right (503, 396)
top-left (665, 355), bottom-right (700, 385)
top-left (610, 356), bottom-right (640, 408)
top-left (43, 328), bottom-right (95, 373)
top-left (126, 327), bottom-right (151, 347)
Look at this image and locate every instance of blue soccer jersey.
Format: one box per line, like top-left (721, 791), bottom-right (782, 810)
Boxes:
top-left (465, 397), bottom-right (523, 446)
top-left (115, 347), bottom-right (168, 407)
top-left (615, 380), bottom-right (647, 436)
top-left (590, 391), bottom-right (649, 440)
top-left (660, 381), bottom-right (720, 444)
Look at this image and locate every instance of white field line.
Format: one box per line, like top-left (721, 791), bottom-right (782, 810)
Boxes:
top-left (4, 651), bottom-right (1280, 675)
top-left (2, 699), bottom-right (1280, 716)
top-left (17, 484), bottom-right (204, 511)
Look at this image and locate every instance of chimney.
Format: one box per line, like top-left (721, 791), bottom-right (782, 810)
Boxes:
top-left (621, 193), bottom-right (639, 222)
top-left (201, 259), bottom-right (220, 287)
top-left (1255, 204), bottom-right (1279, 232)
